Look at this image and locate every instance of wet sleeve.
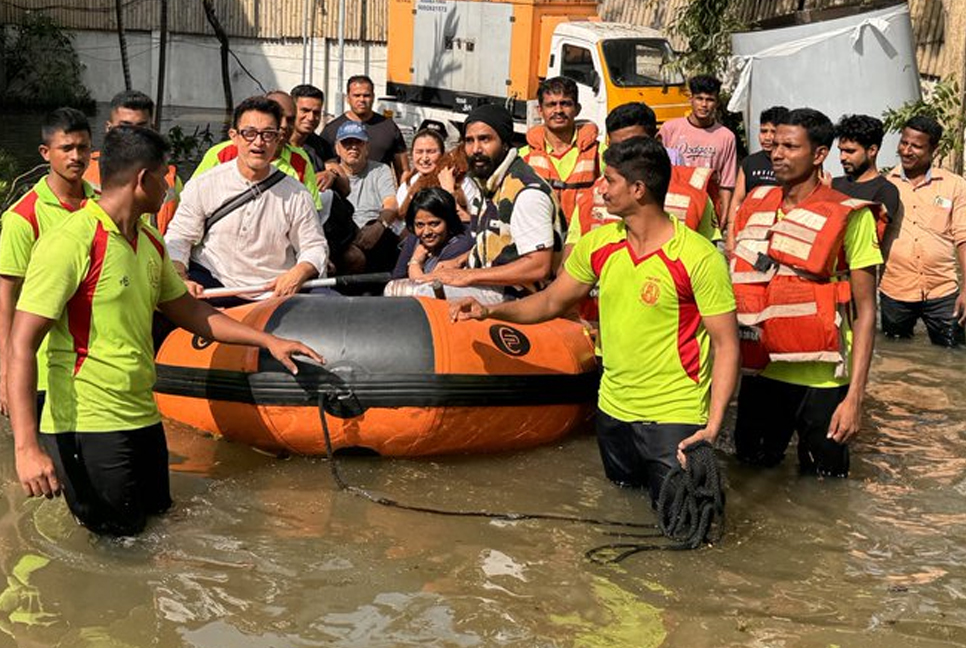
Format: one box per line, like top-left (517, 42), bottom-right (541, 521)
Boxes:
top-left (844, 207), bottom-right (884, 270)
top-left (691, 244), bottom-right (736, 317)
top-left (0, 211), bottom-right (37, 277)
top-left (16, 232), bottom-right (87, 321)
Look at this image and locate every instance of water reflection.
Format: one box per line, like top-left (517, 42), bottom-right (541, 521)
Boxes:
top-left (0, 333), bottom-right (963, 646)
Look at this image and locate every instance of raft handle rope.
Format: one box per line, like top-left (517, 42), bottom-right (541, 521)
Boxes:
top-left (316, 392), bottom-right (725, 560)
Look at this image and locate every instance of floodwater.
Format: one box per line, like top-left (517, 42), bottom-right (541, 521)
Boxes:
top-left (0, 331), bottom-right (963, 647)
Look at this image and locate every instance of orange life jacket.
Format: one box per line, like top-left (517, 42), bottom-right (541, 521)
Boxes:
top-left (675, 166), bottom-right (719, 213)
top-left (730, 183), bottom-right (877, 374)
top-left (571, 166), bottom-right (712, 323)
top-left (523, 122), bottom-right (600, 227)
top-left (85, 152), bottom-right (181, 233)
top-left (574, 166), bottom-right (711, 236)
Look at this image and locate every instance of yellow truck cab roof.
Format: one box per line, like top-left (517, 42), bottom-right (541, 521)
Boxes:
top-left (552, 21), bottom-right (667, 44)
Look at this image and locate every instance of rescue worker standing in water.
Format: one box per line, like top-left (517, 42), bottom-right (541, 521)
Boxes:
top-left (730, 108), bottom-right (882, 477)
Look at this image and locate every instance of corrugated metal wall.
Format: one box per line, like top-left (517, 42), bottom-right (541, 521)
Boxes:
top-left (0, 0), bottom-right (954, 78)
top-left (0, 0), bottom-right (390, 41)
top-left (600, 0), bottom-right (955, 79)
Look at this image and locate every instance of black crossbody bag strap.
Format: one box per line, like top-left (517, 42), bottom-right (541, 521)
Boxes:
top-left (203, 169), bottom-right (286, 237)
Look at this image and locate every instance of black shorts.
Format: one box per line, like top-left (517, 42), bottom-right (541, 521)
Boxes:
top-left (880, 291), bottom-right (964, 347)
top-left (39, 422), bottom-right (171, 536)
top-left (733, 375), bottom-right (850, 477)
top-left (596, 411), bottom-right (701, 505)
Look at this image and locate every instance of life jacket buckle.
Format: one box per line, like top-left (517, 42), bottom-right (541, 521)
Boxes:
top-left (753, 253), bottom-right (777, 273)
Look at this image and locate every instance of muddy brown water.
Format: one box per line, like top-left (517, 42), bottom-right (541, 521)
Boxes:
top-left (0, 331), bottom-right (963, 647)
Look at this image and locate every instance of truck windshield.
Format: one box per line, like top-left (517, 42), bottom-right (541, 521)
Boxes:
top-left (600, 39), bottom-right (684, 88)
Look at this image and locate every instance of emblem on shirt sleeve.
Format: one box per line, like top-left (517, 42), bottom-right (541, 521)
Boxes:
top-left (640, 276), bottom-right (661, 306)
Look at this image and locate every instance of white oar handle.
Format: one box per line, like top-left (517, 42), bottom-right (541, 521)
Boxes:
top-left (198, 272), bottom-right (391, 299)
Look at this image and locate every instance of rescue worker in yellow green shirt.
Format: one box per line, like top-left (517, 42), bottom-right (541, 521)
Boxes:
top-left (452, 137), bottom-right (739, 505)
top-left (0, 108), bottom-right (97, 418)
top-left (519, 77), bottom-right (601, 230)
top-left (7, 125), bottom-right (323, 536)
top-left (191, 91), bottom-right (326, 210)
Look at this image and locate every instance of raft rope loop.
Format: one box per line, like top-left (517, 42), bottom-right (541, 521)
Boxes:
top-left (316, 392), bottom-right (725, 560)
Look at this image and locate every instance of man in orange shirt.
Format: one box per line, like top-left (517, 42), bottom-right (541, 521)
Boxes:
top-left (881, 115), bottom-right (966, 347)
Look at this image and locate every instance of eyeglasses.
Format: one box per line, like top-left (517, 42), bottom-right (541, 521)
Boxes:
top-left (237, 128), bottom-right (281, 143)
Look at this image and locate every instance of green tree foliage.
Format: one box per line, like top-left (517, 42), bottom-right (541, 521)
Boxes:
top-left (166, 124), bottom-right (216, 171)
top-left (668, 0), bottom-right (743, 78)
top-left (882, 78), bottom-right (964, 170)
top-left (0, 12), bottom-right (94, 109)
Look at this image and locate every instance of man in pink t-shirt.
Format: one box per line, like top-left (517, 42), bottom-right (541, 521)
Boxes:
top-left (658, 75), bottom-right (737, 231)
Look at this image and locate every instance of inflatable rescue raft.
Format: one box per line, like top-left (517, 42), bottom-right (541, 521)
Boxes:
top-left (154, 296), bottom-right (598, 456)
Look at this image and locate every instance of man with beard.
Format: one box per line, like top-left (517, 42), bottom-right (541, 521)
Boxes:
top-left (731, 108), bottom-right (881, 478)
top-left (450, 137), bottom-right (738, 505)
top-left (420, 104), bottom-right (564, 304)
top-left (880, 115), bottom-right (966, 347)
top-left (832, 114), bottom-right (900, 259)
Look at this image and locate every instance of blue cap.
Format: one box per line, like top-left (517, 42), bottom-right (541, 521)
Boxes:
top-left (336, 121), bottom-right (369, 142)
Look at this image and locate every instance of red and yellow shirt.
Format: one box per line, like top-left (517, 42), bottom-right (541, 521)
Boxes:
top-left (17, 202), bottom-right (186, 433)
top-left (0, 176), bottom-right (97, 390)
top-left (565, 218), bottom-right (735, 424)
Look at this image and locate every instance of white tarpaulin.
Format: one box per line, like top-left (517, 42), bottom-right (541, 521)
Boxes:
top-left (729, 3), bottom-right (920, 170)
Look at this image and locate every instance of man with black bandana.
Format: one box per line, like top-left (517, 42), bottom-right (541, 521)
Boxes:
top-left (419, 104), bottom-right (565, 303)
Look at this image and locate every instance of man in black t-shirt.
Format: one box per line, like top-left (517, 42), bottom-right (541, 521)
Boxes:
top-left (320, 75), bottom-right (409, 182)
top-left (832, 114), bottom-right (901, 259)
top-left (289, 84), bottom-right (349, 198)
top-left (726, 106), bottom-right (787, 250)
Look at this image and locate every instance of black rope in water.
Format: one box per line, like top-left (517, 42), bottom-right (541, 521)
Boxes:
top-left (317, 392), bottom-right (656, 529)
top-left (585, 441), bottom-right (726, 564)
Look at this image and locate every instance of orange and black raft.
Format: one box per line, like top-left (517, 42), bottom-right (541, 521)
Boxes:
top-left (154, 295), bottom-right (598, 457)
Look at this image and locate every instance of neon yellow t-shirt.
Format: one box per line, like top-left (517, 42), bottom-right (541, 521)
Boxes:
top-left (17, 202), bottom-right (187, 432)
top-left (192, 141), bottom-right (322, 210)
top-left (0, 176), bottom-right (97, 391)
top-left (760, 206), bottom-right (882, 388)
top-left (566, 218), bottom-right (736, 424)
